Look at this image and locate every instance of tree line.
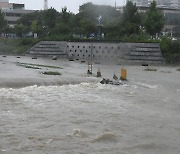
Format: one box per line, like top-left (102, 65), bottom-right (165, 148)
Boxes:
top-left (0, 1), bottom-right (165, 41)
top-left (1, 1), bottom-right (179, 63)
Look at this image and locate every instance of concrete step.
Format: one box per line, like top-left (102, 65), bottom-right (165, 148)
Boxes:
top-left (117, 59), bottom-right (164, 65)
top-left (36, 45), bottom-right (59, 48)
top-left (125, 55), bottom-right (164, 61)
top-left (31, 48), bottom-right (60, 52)
top-left (26, 41), bottom-right (68, 56)
top-left (29, 51), bottom-right (66, 55)
top-left (130, 52), bottom-right (162, 56)
top-left (132, 48), bottom-right (160, 52)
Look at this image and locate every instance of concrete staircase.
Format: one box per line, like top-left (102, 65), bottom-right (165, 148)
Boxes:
top-left (26, 41), bottom-right (67, 57)
top-left (123, 43), bottom-right (164, 64)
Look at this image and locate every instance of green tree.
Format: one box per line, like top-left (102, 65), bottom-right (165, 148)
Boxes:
top-left (60, 7), bottom-right (71, 23)
top-left (49, 7), bottom-right (75, 37)
top-left (17, 9), bottom-right (59, 37)
top-left (51, 22), bottom-right (71, 36)
top-left (160, 38), bottom-right (180, 63)
top-left (15, 24), bottom-right (28, 38)
top-left (120, 1), bottom-right (141, 35)
top-left (0, 9), bottom-right (7, 34)
top-left (43, 8), bottom-right (58, 29)
top-left (144, 0), bottom-right (165, 36)
top-left (78, 3), bottom-right (120, 25)
top-left (78, 18), bottom-right (96, 37)
top-left (77, 3), bottom-right (121, 39)
top-left (31, 20), bottom-right (38, 33)
top-left (31, 20), bottom-right (44, 37)
top-left (18, 11), bottom-right (38, 26)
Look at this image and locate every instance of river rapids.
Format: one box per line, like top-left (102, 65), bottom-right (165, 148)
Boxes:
top-left (0, 56), bottom-right (180, 154)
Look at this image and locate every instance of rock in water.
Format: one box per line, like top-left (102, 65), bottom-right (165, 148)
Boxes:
top-left (52, 56), bottom-right (57, 60)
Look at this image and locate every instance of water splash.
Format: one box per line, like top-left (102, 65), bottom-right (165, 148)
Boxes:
top-left (67, 129), bottom-right (88, 138)
top-left (94, 132), bottom-right (117, 142)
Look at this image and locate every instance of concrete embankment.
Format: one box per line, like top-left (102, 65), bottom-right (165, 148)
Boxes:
top-left (26, 41), bottom-right (164, 65)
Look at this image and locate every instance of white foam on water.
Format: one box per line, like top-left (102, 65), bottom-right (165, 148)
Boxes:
top-left (134, 82), bottom-right (159, 89)
top-left (94, 131), bottom-right (117, 142)
top-left (0, 81), bottom-right (180, 154)
top-left (67, 129), bottom-right (88, 138)
top-left (0, 149), bottom-right (7, 152)
top-left (176, 89), bottom-right (180, 94)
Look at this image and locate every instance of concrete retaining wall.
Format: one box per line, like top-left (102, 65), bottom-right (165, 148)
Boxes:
top-left (26, 41), bottom-right (164, 64)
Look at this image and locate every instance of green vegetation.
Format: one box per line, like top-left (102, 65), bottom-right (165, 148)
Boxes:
top-left (17, 62), bottom-right (63, 69)
top-left (2, 2), bottom-right (163, 41)
top-left (0, 10), bottom-right (6, 34)
top-left (17, 63), bottom-right (41, 69)
top-left (144, 67), bottom-right (157, 71)
top-left (24, 65), bottom-right (41, 69)
top-left (0, 38), bottom-right (40, 54)
top-left (0, 2), bottom-right (180, 63)
top-left (144, 1), bottom-right (165, 36)
top-left (120, 1), bottom-right (141, 36)
top-left (160, 38), bottom-right (180, 64)
top-left (42, 71), bottom-right (61, 75)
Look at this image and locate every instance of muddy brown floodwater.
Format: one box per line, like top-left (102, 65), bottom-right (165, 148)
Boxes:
top-left (0, 56), bottom-right (180, 154)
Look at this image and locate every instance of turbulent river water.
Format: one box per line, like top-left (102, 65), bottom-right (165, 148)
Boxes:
top-left (0, 56), bottom-right (180, 154)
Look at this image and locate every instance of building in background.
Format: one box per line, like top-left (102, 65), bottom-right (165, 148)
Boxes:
top-left (119, 1), bottom-right (180, 38)
top-left (126, 0), bottom-right (149, 6)
top-left (0, 0), bottom-right (24, 10)
top-left (0, 0), bottom-right (35, 28)
top-left (137, 6), bottom-right (180, 38)
top-left (3, 9), bottom-right (35, 28)
top-left (126, 0), bottom-right (180, 9)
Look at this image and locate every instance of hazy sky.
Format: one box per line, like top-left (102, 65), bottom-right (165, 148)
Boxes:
top-left (10, 0), bottom-right (125, 13)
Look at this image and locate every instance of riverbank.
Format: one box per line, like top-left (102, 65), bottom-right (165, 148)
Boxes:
top-left (0, 55), bottom-right (98, 88)
top-left (0, 38), bottom-right (39, 55)
top-left (0, 55), bottom-right (179, 88)
top-left (0, 38), bottom-right (180, 64)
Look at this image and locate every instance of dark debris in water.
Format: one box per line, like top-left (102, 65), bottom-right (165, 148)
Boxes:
top-left (144, 68), bottom-right (157, 71)
top-left (42, 71), bottom-right (61, 75)
top-left (16, 62), bottom-right (63, 69)
top-left (32, 57), bottom-right (37, 59)
top-left (100, 78), bottom-right (124, 85)
top-left (142, 63), bottom-right (149, 66)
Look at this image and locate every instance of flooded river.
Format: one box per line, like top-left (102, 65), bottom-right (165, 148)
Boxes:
top-left (0, 56), bottom-right (180, 154)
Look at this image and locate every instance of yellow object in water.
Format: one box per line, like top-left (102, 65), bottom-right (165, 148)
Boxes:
top-left (120, 68), bottom-right (127, 80)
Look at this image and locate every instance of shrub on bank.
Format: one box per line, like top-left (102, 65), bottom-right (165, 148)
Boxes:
top-left (0, 38), bottom-right (40, 55)
top-left (20, 38), bottom-right (40, 46)
top-left (160, 38), bottom-right (180, 64)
